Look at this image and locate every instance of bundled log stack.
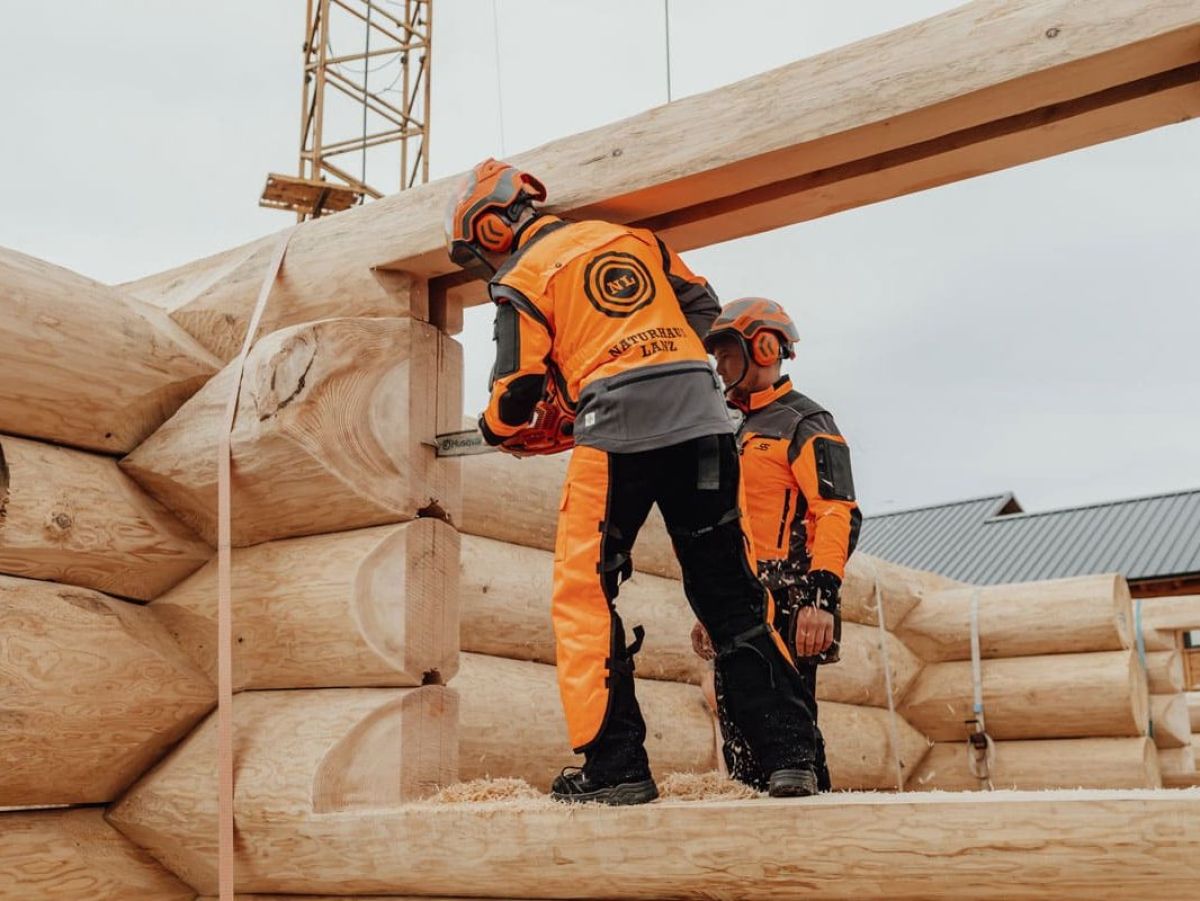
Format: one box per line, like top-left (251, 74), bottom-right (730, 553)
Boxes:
top-left (898, 576), bottom-right (1170, 790)
top-left (1135, 595), bottom-right (1200, 787)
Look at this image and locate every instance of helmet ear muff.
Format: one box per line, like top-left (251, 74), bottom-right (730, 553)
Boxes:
top-left (750, 330), bottom-right (780, 367)
top-left (474, 210), bottom-right (515, 254)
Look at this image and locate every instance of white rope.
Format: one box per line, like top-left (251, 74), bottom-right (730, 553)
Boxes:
top-left (873, 576), bottom-right (905, 792)
top-left (967, 588), bottom-right (995, 790)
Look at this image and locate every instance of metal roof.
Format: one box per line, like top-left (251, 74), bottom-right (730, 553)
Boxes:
top-left (857, 488), bottom-right (1200, 585)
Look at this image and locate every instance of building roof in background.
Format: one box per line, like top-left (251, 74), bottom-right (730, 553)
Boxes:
top-left (858, 489), bottom-right (1200, 585)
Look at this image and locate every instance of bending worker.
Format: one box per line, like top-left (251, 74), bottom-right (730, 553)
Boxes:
top-left (445, 159), bottom-right (824, 803)
top-left (695, 298), bottom-right (862, 791)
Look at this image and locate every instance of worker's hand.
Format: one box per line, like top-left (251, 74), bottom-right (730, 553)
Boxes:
top-left (792, 605), bottom-right (835, 659)
top-left (691, 620), bottom-right (716, 661)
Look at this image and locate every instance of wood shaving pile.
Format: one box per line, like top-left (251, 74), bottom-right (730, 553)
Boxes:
top-left (658, 771), bottom-right (762, 801)
top-left (423, 771), bottom-right (761, 809)
top-left (425, 778), bottom-right (554, 808)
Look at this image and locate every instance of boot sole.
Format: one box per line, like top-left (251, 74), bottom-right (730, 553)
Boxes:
top-left (551, 778), bottom-right (659, 806)
top-left (768, 770), bottom-right (819, 798)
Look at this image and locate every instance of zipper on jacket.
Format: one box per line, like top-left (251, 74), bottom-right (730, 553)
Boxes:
top-left (775, 489), bottom-right (792, 549)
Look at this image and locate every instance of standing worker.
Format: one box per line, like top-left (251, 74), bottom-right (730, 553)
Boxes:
top-left (693, 298), bottom-right (862, 791)
top-left (445, 160), bottom-right (824, 804)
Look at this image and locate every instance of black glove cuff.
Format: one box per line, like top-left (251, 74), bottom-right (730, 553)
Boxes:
top-left (478, 414), bottom-right (505, 447)
top-left (806, 569), bottom-right (842, 617)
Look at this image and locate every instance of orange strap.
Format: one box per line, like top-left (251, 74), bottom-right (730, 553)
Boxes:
top-left (217, 230), bottom-right (293, 900)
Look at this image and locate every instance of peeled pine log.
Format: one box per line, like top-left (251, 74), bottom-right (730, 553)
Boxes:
top-left (122, 318), bottom-right (461, 547)
top-left (0, 575), bottom-right (214, 805)
top-left (151, 519), bottom-right (459, 690)
top-left (1137, 595), bottom-right (1200, 632)
top-left (1189, 692), bottom-right (1200, 731)
top-left (122, 237), bottom-right (427, 361)
top-left (894, 574), bottom-right (1132, 661)
top-left (461, 446), bottom-right (939, 626)
top-left (1150, 693), bottom-right (1192, 749)
top-left (108, 685), bottom-right (456, 889)
top-left (454, 652), bottom-right (929, 791)
top-left (0, 807), bottom-right (193, 900)
top-left (840, 552), bottom-right (957, 628)
top-left (110, 788), bottom-right (1200, 899)
top-left (1158, 745), bottom-right (1196, 783)
top-left (0, 435), bottom-right (210, 601)
top-left (1146, 649), bottom-right (1185, 694)
top-left (1163, 738), bottom-right (1200, 788)
top-left (0, 247), bottom-right (219, 455)
top-left (460, 534), bottom-right (923, 705)
top-left (901, 650), bottom-right (1148, 742)
top-left (455, 653), bottom-right (714, 790)
top-left (910, 737), bottom-right (1160, 791)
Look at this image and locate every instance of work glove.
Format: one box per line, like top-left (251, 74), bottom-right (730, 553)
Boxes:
top-left (786, 569), bottom-right (842, 664)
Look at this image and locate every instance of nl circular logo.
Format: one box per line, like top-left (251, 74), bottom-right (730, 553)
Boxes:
top-left (583, 251), bottom-right (656, 318)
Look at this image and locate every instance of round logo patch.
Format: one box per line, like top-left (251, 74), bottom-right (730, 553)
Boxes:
top-left (583, 251), bottom-right (656, 318)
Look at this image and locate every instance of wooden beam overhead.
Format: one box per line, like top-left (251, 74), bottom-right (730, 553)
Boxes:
top-left (120, 0), bottom-right (1200, 354)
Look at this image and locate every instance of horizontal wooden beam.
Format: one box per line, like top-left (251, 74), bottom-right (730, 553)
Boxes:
top-left (112, 789), bottom-right (1199, 898)
top-left (122, 0), bottom-right (1200, 354)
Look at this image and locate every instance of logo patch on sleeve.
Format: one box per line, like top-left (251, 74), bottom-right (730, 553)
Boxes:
top-left (583, 251), bottom-right (656, 318)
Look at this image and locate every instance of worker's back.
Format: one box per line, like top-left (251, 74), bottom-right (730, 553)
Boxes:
top-left (492, 215), bottom-right (732, 453)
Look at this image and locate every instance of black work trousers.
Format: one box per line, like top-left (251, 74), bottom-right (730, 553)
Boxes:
top-left (572, 432), bottom-right (821, 784)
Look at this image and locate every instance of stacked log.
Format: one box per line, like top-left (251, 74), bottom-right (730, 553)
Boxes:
top-left (910, 738), bottom-right (1159, 792)
top-left (0, 808), bottom-right (193, 900)
top-left (0, 434), bottom-right (210, 601)
top-left (108, 687), bottom-right (458, 888)
top-left (150, 520), bottom-right (460, 691)
top-left (0, 244), bottom-right (467, 897)
top-left (121, 318), bottom-right (461, 546)
top-left (894, 574), bottom-right (1165, 790)
top-left (0, 575), bottom-right (214, 806)
top-left (0, 246), bottom-right (218, 454)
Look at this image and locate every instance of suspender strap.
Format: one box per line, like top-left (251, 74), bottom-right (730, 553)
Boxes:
top-left (217, 229), bottom-right (293, 900)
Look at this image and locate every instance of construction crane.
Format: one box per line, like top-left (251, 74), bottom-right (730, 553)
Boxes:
top-left (260, 0), bottom-right (432, 221)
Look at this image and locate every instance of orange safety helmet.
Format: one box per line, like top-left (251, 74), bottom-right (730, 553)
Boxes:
top-left (704, 297), bottom-right (800, 366)
top-left (444, 158), bottom-right (546, 274)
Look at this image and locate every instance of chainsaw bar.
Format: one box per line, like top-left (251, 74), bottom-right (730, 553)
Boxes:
top-left (435, 429), bottom-right (496, 457)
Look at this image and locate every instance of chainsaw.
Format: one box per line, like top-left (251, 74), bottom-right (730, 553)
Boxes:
top-left (436, 381), bottom-right (575, 458)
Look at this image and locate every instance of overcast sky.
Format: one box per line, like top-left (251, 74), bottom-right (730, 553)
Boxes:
top-left (3, 2), bottom-right (1197, 515)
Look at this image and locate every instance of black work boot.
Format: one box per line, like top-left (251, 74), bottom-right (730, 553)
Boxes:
top-left (768, 767), bottom-right (819, 798)
top-left (550, 767), bottom-right (659, 806)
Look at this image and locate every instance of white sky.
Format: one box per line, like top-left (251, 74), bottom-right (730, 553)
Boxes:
top-left (2, 1), bottom-right (1197, 515)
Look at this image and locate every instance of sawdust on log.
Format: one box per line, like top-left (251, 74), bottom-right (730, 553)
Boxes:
top-left (658, 771), bottom-right (762, 801)
top-left (421, 772), bottom-right (759, 809)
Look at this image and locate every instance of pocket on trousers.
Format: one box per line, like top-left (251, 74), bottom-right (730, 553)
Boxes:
top-left (553, 482), bottom-right (571, 563)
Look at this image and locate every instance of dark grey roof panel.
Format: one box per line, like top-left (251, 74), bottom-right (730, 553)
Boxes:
top-left (857, 488), bottom-right (1200, 585)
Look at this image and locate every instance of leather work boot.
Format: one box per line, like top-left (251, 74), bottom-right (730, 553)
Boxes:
top-left (767, 767), bottom-right (819, 798)
top-left (550, 767), bottom-right (659, 806)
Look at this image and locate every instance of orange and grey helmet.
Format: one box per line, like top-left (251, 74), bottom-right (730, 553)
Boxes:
top-left (703, 297), bottom-right (800, 367)
top-left (444, 158), bottom-right (547, 274)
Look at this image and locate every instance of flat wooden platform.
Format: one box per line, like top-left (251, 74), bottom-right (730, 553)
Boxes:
top-left (259, 173), bottom-right (361, 218)
top-left (112, 789), bottom-right (1200, 898)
